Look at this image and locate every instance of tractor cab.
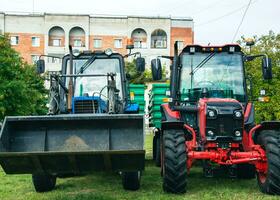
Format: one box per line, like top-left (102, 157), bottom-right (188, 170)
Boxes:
top-left (179, 45), bottom-right (246, 103)
top-left (61, 51), bottom-right (126, 114)
top-left (37, 48), bottom-right (143, 115)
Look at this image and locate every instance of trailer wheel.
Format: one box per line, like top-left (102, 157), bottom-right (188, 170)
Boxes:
top-left (257, 130), bottom-right (280, 195)
top-left (122, 171), bottom-right (140, 191)
top-left (153, 135), bottom-right (157, 160)
top-left (237, 164), bottom-right (256, 179)
top-left (32, 173), bottom-right (56, 192)
top-left (155, 135), bottom-right (161, 167)
top-left (162, 129), bottom-right (187, 193)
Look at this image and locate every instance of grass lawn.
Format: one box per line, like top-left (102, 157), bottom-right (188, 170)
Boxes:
top-left (0, 134), bottom-right (279, 200)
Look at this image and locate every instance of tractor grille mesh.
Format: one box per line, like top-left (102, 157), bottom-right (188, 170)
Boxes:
top-left (207, 115), bottom-right (240, 136)
top-left (74, 100), bottom-right (99, 113)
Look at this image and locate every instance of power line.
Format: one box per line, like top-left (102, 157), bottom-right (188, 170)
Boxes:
top-left (195, 0), bottom-right (257, 27)
top-left (231, 0), bottom-right (252, 42)
top-left (191, 0), bottom-right (222, 16)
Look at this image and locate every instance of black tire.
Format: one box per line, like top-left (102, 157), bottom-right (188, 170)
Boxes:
top-left (257, 130), bottom-right (280, 195)
top-left (155, 135), bottom-right (161, 167)
top-left (236, 163), bottom-right (256, 179)
top-left (122, 171), bottom-right (141, 191)
top-left (32, 173), bottom-right (56, 192)
top-left (162, 129), bottom-right (187, 194)
top-left (153, 135), bottom-right (157, 160)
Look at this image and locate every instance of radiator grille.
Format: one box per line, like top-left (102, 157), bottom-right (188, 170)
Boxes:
top-left (74, 100), bottom-right (99, 113)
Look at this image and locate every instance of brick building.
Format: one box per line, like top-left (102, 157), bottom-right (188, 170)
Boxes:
top-left (0, 12), bottom-right (194, 72)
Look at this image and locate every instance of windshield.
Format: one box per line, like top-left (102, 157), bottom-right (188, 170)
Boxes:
top-left (66, 58), bottom-right (122, 99)
top-left (180, 52), bottom-right (245, 102)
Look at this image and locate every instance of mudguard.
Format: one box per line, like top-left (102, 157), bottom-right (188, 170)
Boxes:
top-left (160, 104), bottom-right (184, 130)
top-left (253, 121), bottom-right (280, 142)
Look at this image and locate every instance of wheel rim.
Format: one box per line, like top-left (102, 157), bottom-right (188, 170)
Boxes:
top-left (258, 161), bottom-right (268, 184)
top-left (259, 172), bottom-right (267, 184)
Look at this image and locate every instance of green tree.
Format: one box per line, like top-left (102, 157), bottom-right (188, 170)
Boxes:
top-left (239, 31), bottom-right (280, 122)
top-left (125, 59), bottom-right (167, 84)
top-left (0, 35), bottom-right (47, 121)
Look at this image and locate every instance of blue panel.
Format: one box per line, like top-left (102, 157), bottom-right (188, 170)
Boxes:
top-left (72, 96), bottom-right (107, 113)
top-left (125, 103), bottom-right (139, 113)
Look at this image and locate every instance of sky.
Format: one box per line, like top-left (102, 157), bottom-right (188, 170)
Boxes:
top-left (0, 0), bottom-right (279, 45)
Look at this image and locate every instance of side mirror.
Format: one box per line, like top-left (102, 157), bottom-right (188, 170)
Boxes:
top-left (151, 58), bottom-right (162, 80)
top-left (36, 59), bottom-right (45, 74)
top-left (262, 57), bottom-right (272, 80)
top-left (136, 57), bottom-right (145, 72)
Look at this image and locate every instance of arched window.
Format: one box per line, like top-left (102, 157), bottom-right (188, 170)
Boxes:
top-left (131, 28), bottom-right (147, 48)
top-left (48, 26), bottom-right (65, 47)
top-left (151, 29), bottom-right (167, 49)
top-left (69, 27), bottom-right (85, 47)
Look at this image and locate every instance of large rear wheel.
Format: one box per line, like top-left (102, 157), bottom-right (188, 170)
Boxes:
top-left (257, 130), bottom-right (280, 195)
top-left (162, 129), bottom-right (187, 193)
top-left (32, 173), bottom-right (56, 192)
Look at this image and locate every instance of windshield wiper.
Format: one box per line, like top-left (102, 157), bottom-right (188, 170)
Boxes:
top-left (189, 52), bottom-right (216, 75)
top-left (77, 55), bottom-right (97, 74)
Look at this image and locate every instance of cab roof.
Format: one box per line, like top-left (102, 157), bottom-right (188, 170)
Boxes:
top-left (182, 44), bottom-right (242, 54)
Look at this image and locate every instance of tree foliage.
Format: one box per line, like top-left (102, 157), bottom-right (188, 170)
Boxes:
top-left (239, 31), bottom-right (280, 122)
top-left (0, 35), bottom-right (47, 121)
top-left (125, 59), bottom-right (167, 84)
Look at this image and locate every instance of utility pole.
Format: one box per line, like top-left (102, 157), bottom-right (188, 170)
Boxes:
top-left (32, 0), bottom-right (35, 14)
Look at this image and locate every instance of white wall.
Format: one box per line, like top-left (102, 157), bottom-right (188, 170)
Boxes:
top-left (5, 15), bottom-right (44, 34)
top-left (0, 13), bottom-right (4, 34)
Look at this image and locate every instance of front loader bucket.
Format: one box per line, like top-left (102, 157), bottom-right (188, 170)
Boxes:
top-left (0, 114), bottom-right (145, 175)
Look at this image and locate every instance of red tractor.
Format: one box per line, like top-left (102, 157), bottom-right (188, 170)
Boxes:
top-left (151, 43), bottom-right (280, 194)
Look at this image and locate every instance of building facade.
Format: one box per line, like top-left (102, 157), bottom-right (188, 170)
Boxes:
top-left (0, 12), bottom-right (194, 72)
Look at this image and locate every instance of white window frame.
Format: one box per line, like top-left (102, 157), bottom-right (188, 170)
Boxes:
top-left (31, 36), bottom-right (40, 47)
top-left (52, 39), bottom-right (61, 47)
top-left (114, 39), bottom-right (123, 48)
top-left (10, 36), bottom-right (19, 46)
top-left (73, 39), bottom-right (82, 47)
top-left (93, 39), bottom-right (102, 48)
top-left (134, 40), bottom-right (146, 49)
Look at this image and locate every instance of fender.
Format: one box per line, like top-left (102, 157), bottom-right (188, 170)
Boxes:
top-left (253, 121), bottom-right (280, 142)
top-left (161, 104), bottom-right (184, 129)
top-left (244, 103), bottom-right (255, 131)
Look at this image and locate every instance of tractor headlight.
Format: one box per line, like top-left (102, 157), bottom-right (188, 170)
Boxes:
top-left (73, 49), bottom-right (80, 57)
top-left (208, 110), bottom-right (215, 117)
top-left (207, 130), bottom-right (214, 136)
top-left (234, 130), bottom-right (241, 137)
top-left (207, 109), bottom-right (217, 119)
top-left (234, 110), bottom-right (242, 119)
top-left (105, 48), bottom-right (113, 56)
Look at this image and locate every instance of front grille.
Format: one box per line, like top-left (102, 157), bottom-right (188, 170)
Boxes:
top-left (74, 100), bottom-right (99, 113)
top-left (206, 102), bottom-right (243, 142)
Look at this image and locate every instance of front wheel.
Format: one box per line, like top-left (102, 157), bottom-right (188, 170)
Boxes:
top-left (32, 173), bottom-right (56, 192)
top-left (257, 130), bottom-right (280, 195)
top-left (162, 129), bottom-right (187, 193)
top-left (122, 171), bottom-right (141, 191)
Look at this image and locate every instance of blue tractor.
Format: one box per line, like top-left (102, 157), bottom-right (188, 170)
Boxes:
top-left (0, 46), bottom-right (146, 192)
